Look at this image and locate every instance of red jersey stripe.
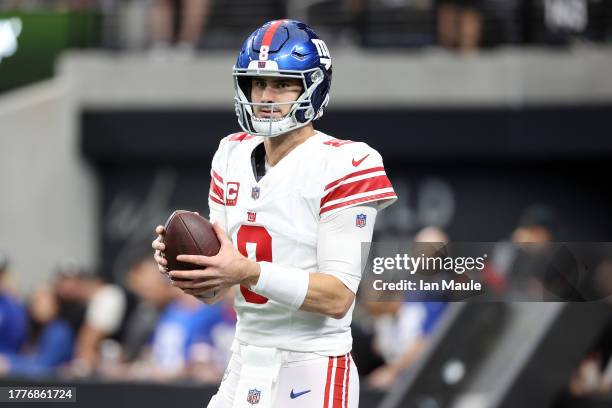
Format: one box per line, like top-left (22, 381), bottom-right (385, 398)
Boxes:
top-left (211, 169), bottom-right (223, 183)
top-left (344, 354), bottom-right (351, 408)
top-left (333, 355), bottom-right (347, 408)
top-left (228, 132), bottom-right (254, 142)
top-left (320, 191), bottom-right (397, 215)
top-left (321, 175), bottom-right (393, 207)
top-left (324, 166), bottom-right (385, 191)
top-left (209, 194), bottom-right (224, 206)
top-left (323, 357), bottom-right (334, 408)
top-left (261, 20), bottom-right (285, 48)
top-left (210, 179), bottom-right (224, 198)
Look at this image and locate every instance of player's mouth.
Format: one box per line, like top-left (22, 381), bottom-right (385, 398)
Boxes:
top-left (258, 108), bottom-right (282, 118)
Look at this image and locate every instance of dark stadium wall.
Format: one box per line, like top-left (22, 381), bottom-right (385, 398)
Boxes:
top-left (80, 107), bottom-right (612, 282)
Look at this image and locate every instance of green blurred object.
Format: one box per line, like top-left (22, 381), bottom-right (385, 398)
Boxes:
top-left (0, 11), bottom-right (101, 94)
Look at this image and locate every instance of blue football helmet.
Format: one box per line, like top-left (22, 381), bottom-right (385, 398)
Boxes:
top-left (233, 20), bottom-right (332, 137)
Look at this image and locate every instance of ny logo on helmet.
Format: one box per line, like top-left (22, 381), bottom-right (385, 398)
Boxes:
top-left (311, 39), bottom-right (331, 70)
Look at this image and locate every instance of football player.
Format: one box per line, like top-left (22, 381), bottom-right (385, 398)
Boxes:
top-left (152, 20), bottom-right (397, 408)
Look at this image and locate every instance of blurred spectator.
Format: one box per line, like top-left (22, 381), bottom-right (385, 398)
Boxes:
top-left (512, 204), bottom-right (558, 245)
top-left (74, 273), bottom-right (126, 373)
top-left (509, 204), bottom-right (558, 296)
top-left (53, 263), bottom-right (127, 376)
top-left (150, 0), bottom-right (211, 56)
top-left (411, 226), bottom-right (464, 302)
top-left (437, 0), bottom-right (482, 53)
top-left (123, 287), bottom-right (235, 382)
top-left (343, 0), bottom-right (368, 44)
top-left (0, 252), bottom-right (27, 356)
top-left (189, 290), bottom-right (236, 383)
top-left (413, 226), bottom-right (449, 263)
top-left (365, 301), bottom-right (447, 389)
top-left (364, 227), bottom-right (449, 389)
top-left (0, 285), bottom-right (74, 378)
top-left (148, 290), bottom-right (233, 381)
top-left (484, 204), bottom-right (579, 300)
top-left (100, 259), bottom-right (235, 383)
top-left (513, 204), bottom-right (585, 300)
top-left (119, 257), bottom-right (167, 363)
top-left (351, 226), bottom-right (449, 389)
top-left (568, 259), bottom-right (612, 396)
top-left (519, 0), bottom-right (612, 45)
top-left (53, 260), bottom-right (87, 334)
top-left (414, 225), bottom-right (448, 244)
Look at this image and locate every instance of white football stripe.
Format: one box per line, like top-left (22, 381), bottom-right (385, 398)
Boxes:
top-left (209, 190), bottom-right (224, 203)
top-left (213, 177), bottom-right (224, 191)
top-left (327, 357), bottom-right (338, 408)
top-left (342, 355), bottom-right (348, 408)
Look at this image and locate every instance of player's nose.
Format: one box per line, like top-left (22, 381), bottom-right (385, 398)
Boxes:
top-left (260, 84), bottom-right (277, 101)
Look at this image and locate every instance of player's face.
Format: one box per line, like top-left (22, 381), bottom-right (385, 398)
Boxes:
top-left (250, 77), bottom-right (303, 119)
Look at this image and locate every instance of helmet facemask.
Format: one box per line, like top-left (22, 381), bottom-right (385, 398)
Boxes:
top-left (233, 67), bottom-right (326, 138)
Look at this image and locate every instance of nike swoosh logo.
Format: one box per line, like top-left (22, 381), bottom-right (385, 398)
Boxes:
top-left (352, 154), bottom-right (369, 167)
top-left (290, 389), bottom-right (311, 399)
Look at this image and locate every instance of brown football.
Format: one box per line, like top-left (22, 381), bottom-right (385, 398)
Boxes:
top-left (162, 210), bottom-right (221, 272)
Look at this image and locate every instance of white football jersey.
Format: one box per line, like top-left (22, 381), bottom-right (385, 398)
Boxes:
top-left (208, 131), bottom-right (397, 356)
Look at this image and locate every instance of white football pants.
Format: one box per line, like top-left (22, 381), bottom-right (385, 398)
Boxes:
top-left (207, 348), bottom-right (359, 408)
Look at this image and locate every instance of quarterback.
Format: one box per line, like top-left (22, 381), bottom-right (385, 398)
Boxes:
top-left (153, 20), bottom-right (397, 408)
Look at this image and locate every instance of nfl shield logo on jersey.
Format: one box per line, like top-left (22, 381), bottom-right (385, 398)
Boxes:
top-left (247, 389), bottom-right (261, 405)
top-left (356, 213), bottom-right (367, 228)
top-left (251, 186), bottom-right (260, 200)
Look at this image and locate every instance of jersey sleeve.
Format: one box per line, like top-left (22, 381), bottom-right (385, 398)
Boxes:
top-left (319, 143), bottom-right (397, 219)
top-left (317, 204), bottom-right (378, 294)
top-left (208, 137), bottom-right (228, 228)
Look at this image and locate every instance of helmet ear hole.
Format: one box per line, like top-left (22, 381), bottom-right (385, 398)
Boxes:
top-left (310, 69), bottom-right (323, 85)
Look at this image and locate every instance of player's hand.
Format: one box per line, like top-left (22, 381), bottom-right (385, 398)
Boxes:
top-left (169, 222), bottom-right (258, 295)
top-left (367, 364), bottom-right (400, 390)
top-left (152, 225), bottom-right (168, 275)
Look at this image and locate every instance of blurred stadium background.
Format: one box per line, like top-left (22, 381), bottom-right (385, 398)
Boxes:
top-left (1, 1), bottom-right (612, 407)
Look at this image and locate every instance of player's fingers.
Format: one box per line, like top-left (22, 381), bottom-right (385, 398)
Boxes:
top-left (169, 268), bottom-right (217, 280)
top-left (154, 252), bottom-right (167, 266)
top-left (184, 287), bottom-right (220, 296)
top-left (155, 225), bottom-right (166, 235)
top-left (151, 238), bottom-right (165, 251)
top-left (173, 278), bottom-right (222, 290)
top-left (176, 254), bottom-right (215, 267)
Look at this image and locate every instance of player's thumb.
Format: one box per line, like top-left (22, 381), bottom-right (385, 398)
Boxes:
top-left (212, 222), bottom-right (232, 246)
